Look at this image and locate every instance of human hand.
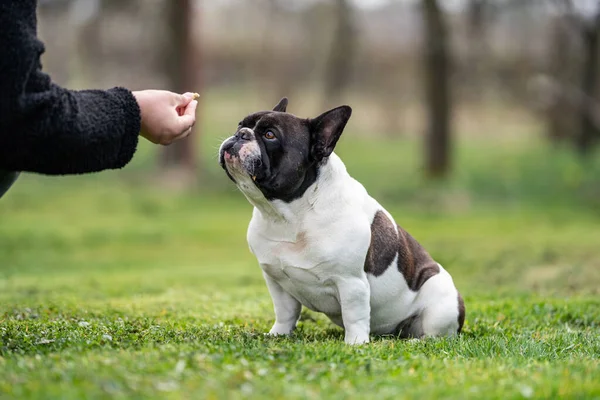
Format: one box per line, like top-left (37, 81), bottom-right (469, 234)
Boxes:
top-left (132, 90), bottom-right (198, 145)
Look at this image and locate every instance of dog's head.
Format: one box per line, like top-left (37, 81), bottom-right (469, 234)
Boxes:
top-left (218, 98), bottom-right (352, 202)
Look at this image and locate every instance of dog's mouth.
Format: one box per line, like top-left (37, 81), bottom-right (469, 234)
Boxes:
top-left (219, 139), bottom-right (264, 184)
top-left (224, 153), bottom-right (258, 180)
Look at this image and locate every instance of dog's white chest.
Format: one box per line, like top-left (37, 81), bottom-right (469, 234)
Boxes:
top-left (263, 263), bottom-right (339, 310)
top-left (246, 184), bottom-right (378, 326)
top-left (254, 238), bottom-right (344, 318)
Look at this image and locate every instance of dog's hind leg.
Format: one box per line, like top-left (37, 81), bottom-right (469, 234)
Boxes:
top-left (394, 265), bottom-right (464, 339)
top-left (414, 266), bottom-right (465, 337)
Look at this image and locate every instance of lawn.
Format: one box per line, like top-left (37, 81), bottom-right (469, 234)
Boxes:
top-left (1, 126), bottom-right (600, 399)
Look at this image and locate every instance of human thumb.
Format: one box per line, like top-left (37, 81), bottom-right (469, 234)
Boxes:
top-left (175, 100), bottom-right (198, 132)
top-left (177, 92), bottom-right (199, 106)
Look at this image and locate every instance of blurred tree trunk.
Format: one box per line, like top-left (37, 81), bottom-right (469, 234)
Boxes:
top-left (546, 18), bottom-right (577, 144)
top-left (160, 0), bottom-right (199, 184)
top-left (323, 0), bottom-right (356, 107)
top-left (467, 0), bottom-right (485, 39)
top-left (577, 8), bottom-right (600, 154)
top-left (466, 0), bottom-right (487, 101)
top-left (422, 0), bottom-right (452, 179)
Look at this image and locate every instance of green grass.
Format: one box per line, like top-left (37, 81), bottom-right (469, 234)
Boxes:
top-left (1, 129), bottom-right (600, 399)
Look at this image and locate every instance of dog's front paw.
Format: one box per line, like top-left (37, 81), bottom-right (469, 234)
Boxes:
top-left (267, 323), bottom-right (295, 336)
top-left (344, 332), bottom-right (370, 345)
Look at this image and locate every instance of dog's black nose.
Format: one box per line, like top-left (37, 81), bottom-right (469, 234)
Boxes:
top-left (236, 128), bottom-right (253, 141)
top-left (221, 138), bottom-right (235, 154)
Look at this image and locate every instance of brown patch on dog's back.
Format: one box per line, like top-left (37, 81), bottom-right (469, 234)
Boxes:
top-left (364, 210), bottom-right (440, 291)
top-left (457, 293), bottom-right (466, 333)
top-left (396, 227), bottom-right (440, 291)
top-left (364, 211), bottom-right (398, 277)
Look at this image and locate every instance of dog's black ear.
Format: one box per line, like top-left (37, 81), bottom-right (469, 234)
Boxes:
top-left (309, 105), bottom-right (352, 161)
top-left (273, 97), bottom-right (288, 112)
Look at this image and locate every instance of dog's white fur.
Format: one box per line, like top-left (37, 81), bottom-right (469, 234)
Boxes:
top-left (221, 129), bottom-right (462, 344)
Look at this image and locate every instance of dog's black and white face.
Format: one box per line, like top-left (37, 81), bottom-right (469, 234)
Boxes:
top-left (218, 98), bottom-right (352, 202)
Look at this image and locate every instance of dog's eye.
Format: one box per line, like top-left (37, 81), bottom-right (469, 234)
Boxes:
top-left (264, 131), bottom-right (276, 140)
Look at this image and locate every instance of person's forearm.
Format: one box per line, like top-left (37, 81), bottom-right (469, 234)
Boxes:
top-left (0, 1), bottom-right (141, 175)
top-left (0, 84), bottom-right (141, 175)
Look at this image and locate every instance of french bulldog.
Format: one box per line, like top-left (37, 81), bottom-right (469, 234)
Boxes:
top-left (218, 98), bottom-right (465, 344)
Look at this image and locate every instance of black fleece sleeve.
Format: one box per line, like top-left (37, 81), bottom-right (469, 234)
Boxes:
top-left (0, 0), bottom-right (141, 175)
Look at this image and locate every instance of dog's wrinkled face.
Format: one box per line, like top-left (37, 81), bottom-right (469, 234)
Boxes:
top-left (219, 98), bottom-right (352, 203)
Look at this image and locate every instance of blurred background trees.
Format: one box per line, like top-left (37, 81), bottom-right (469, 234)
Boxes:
top-left (323, 0), bottom-right (357, 108)
top-left (422, 0), bottom-right (451, 178)
top-left (37, 0), bottom-right (600, 183)
top-left (160, 0), bottom-right (199, 182)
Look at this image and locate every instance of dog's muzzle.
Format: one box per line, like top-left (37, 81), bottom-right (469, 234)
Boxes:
top-left (219, 128), bottom-right (262, 179)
